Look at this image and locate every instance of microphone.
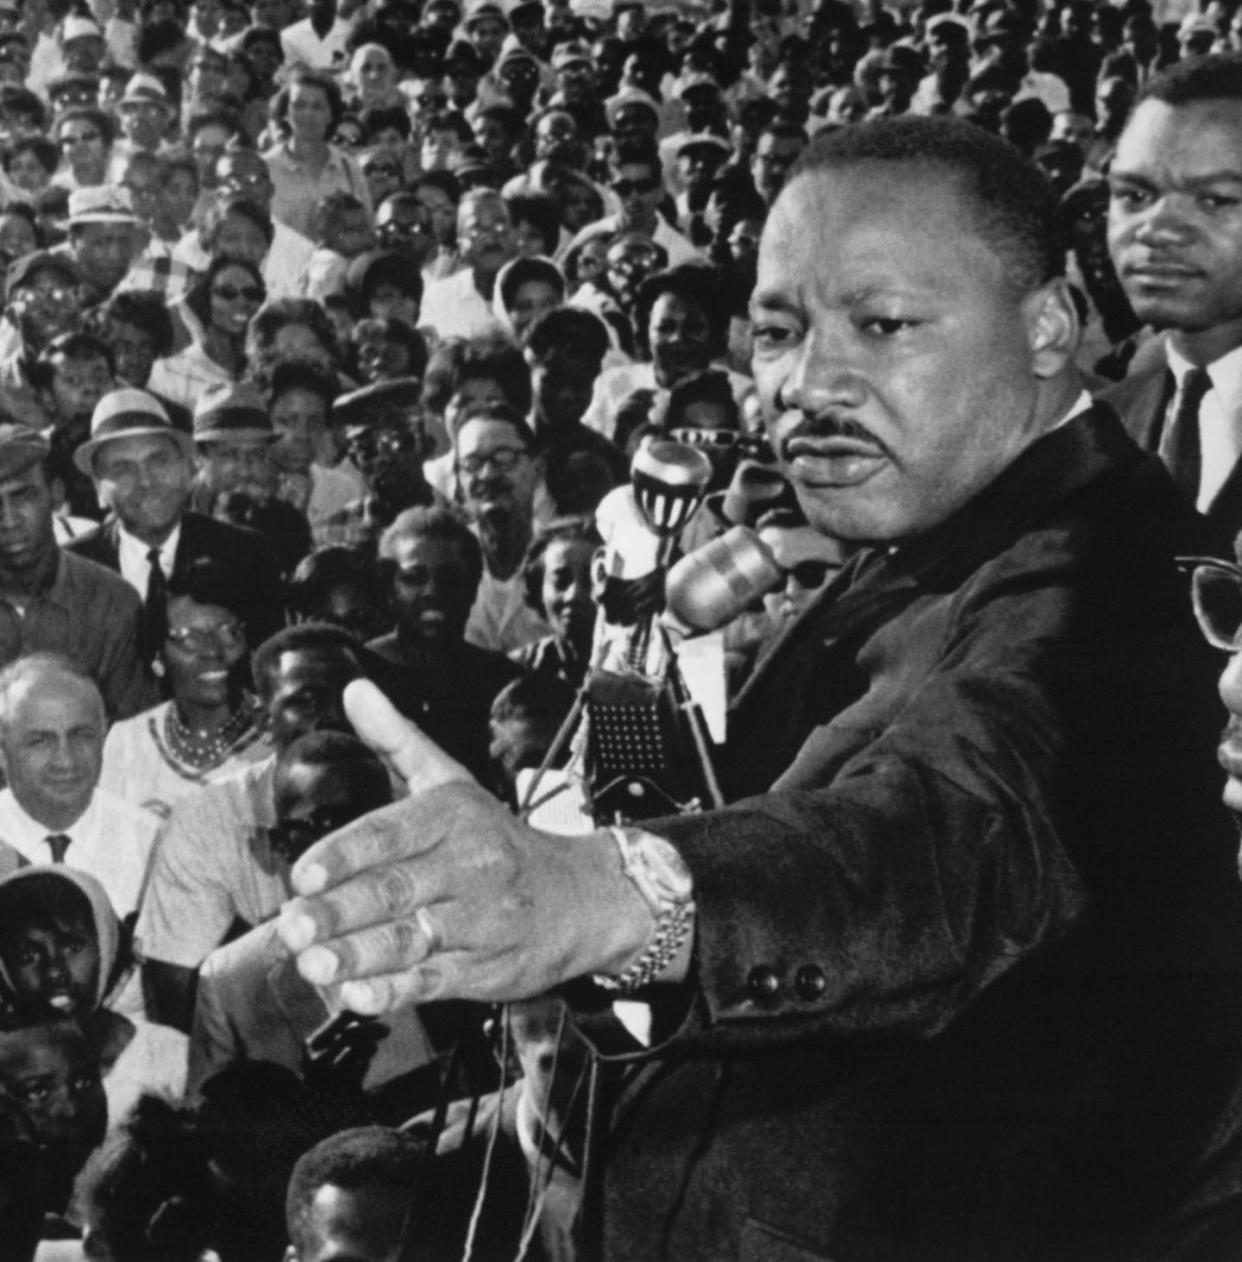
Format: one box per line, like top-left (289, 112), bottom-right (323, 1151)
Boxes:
top-left (629, 440), bottom-right (713, 542)
top-left (664, 526), bottom-right (784, 632)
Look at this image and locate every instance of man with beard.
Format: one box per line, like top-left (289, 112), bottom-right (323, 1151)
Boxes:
top-left (279, 117), bottom-right (1242, 1259)
top-left (315, 379), bottom-right (447, 552)
top-left (368, 506), bottom-right (522, 779)
top-left (420, 189), bottom-right (516, 343)
top-left (1099, 55), bottom-right (1242, 544)
top-left (454, 404), bottom-right (550, 654)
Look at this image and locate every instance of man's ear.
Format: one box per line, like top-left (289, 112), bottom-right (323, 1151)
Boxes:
top-left (1022, 276), bottom-right (1080, 380)
top-left (281, 1247), bottom-right (298, 1262)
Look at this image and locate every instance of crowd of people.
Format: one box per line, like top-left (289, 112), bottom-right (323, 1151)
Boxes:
top-left (0, 0), bottom-right (1235, 1253)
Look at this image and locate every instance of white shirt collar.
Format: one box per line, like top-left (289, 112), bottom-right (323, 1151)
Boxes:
top-left (117, 521), bottom-right (181, 593)
top-left (1166, 341), bottom-right (1242, 410)
top-left (0, 788), bottom-right (97, 859)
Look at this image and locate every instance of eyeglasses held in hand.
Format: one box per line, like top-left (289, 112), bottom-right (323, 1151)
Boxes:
top-left (1179, 556), bottom-right (1242, 651)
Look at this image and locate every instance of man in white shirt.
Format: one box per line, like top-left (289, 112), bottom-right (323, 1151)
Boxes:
top-left (1100, 53), bottom-right (1242, 543)
top-left (280, 0), bottom-right (354, 73)
top-left (419, 188), bottom-right (516, 344)
top-left (0, 654), bottom-right (158, 918)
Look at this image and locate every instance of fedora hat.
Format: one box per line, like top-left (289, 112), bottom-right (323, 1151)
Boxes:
top-left (75, 388), bottom-right (195, 475)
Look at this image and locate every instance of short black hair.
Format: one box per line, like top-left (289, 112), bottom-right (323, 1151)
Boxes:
top-left (377, 505), bottom-right (483, 588)
top-left (286, 545), bottom-right (384, 621)
top-left (454, 401), bottom-right (538, 454)
top-left (96, 290), bottom-right (175, 360)
top-left (267, 359), bottom-right (339, 412)
top-left (521, 515), bottom-right (601, 612)
top-left (634, 263), bottom-right (731, 361)
top-left (504, 191), bottom-right (561, 256)
top-left (446, 337), bottom-right (532, 421)
top-left (350, 317), bottom-right (429, 382)
top-left (252, 623), bottom-right (363, 699)
top-left (790, 116), bottom-right (1063, 291)
top-left (166, 555), bottom-right (246, 620)
top-left (1140, 51), bottom-right (1242, 108)
top-left (30, 331), bottom-right (114, 390)
top-left (275, 730), bottom-right (392, 812)
top-left (360, 104), bottom-right (411, 140)
top-left (524, 306), bottom-right (610, 364)
top-left (286, 1126), bottom-right (419, 1251)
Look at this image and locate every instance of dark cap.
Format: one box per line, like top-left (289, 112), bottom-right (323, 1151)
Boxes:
top-left (0, 422), bottom-right (49, 480)
top-left (332, 378), bottom-right (448, 457)
top-left (7, 250), bottom-right (79, 294)
top-left (193, 381), bottom-right (274, 445)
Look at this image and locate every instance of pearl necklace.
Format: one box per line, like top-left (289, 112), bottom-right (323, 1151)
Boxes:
top-left (164, 697), bottom-right (260, 770)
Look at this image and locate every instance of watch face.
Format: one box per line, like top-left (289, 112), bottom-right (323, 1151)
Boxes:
top-left (632, 832), bottom-right (694, 906)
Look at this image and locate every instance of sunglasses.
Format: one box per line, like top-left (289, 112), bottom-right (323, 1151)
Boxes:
top-left (346, 426), bottom-right (418, 460)
top-left (611, 176), bottom-right (662, 197)
top-left (59, 131), bottom-right (101, 146)
top-left (212, 283), bottom-right (265, 303)
top-left (781, 559), bottom-right (834, 589)
top-left (268, 806), bottom-right (357, 862)
top-left (1180, 556), bottom-right (1242, 651)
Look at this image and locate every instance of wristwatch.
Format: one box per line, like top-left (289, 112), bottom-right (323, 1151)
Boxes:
top-left (596, 826), bottom-right (696, 995)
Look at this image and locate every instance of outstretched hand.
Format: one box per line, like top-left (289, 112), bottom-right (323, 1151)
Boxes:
top-left (277, 680), bottom-right (652, 1015)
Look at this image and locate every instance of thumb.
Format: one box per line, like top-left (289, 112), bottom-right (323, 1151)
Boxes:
top-left (345, 678), bottom-right (473, 794)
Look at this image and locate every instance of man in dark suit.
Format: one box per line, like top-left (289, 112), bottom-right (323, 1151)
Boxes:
top-left (65, 388), bottom-right (285, 665)
top-left (1101, 54), bottom-right (1242, 547)
top-left (277, 118), bottom-right (1242, 1260)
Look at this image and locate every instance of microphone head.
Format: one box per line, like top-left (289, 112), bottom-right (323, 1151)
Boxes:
top-left (665, 525), bottom-right (783, 632)
top-left (630, 440), bottom-right (713, 540)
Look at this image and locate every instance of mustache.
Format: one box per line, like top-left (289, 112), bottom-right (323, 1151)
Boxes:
top-left (778, 412), bottom-right (890, 459)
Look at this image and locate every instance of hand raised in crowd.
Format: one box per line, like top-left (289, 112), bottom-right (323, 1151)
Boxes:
top-left (278, 679), bottom-right (654, 1015)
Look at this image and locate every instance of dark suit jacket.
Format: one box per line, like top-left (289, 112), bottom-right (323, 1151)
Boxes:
top-left (65, 510), bottom-right (286, 651)
top-left (575, 409), bottom-right (1242, 1261)
top-left (1098, 360), bottom-right (1242, 549)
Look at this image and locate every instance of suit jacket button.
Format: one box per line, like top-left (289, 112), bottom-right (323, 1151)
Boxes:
top-left (795, 964), bottom-right (827, 1001)
top-left (747, 965), bottom-right (781, 1002)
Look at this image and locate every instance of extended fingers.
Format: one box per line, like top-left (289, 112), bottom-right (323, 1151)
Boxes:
top-left (344, 679), bottom-right (473, 794)
top-left (293, 905), bottom-right (443, 987)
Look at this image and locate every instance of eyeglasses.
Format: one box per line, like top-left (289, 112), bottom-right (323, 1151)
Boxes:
top-left (268, 806), bottom-right (357, 862)
top-left (668, 427), bottom-right (774, 461)
top-left (59, 130), bottom-right (101, 146)
top-left (222, 171), bottom-right (269, 189)
top-left (166, 621), bottom-right (246, 653)
top-left (416, 92), bottom-right (448, 107)
top-left (20, 284), bottom-right (74, 305)
top-left (346, 426), bottom-right (418, 461)
top-left (1180, 556), bottom-right (1242, 651)
top-left (611, 176), bottom-right (661, 197)
top-left (781, 559), bottom-right (833, 589)
top-left (457, 446), bottom-right (527, 476)
top-left (212, 282), bottom-right (265, 303)
top-left (377, 218), bottom-right (429, 240)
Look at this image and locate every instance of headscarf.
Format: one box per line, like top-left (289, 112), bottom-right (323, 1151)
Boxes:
top-left (491, 254), bottom-right (566, 340)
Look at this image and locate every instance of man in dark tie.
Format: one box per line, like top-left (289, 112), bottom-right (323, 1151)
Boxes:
top-left (66, 389), bottom-right (285, 667)
top-left (1101, 53), bottom-right (1242, 546)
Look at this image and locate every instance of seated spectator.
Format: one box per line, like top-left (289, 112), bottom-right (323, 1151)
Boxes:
top-left (315, 378), bottom-right (447, 552)
top-left (71, 1095), bottom-right (218, 1262)
top-left (0, 424), bottom-right (153, 716)
top-left (410, 996), bottom-right (592, 1262)
top-left (286, 545), bottom-right (389, 641)
top-left (0, 655), bottom-right (159, 916)
top-left (244, 296), bottom-right (341, 387)
top-left (419, 188), bottom-right (516, 343)
top-left (266, 359), bottom-right (365, 527)
top-left (147, 255), bottom-right (267, 412)
top-left (100, 557), bottom-right (271, 821)
top-left (189, 732), bottom-right (437, 1109)
top-left (0, 1016), bottom-right (107, 1219)
top-left (456, 404), bottom-right (552, 654)
top-left (69, 388), bottom-right (287, 666)
top-left (190, 381), bottom-right (313, 577)
top-left (513, 517), bottom-right (601, 690)
top-left (581, 262), bottom-right (751, 442)
top-left (0, 867), bottom-right (185, 1125)
top-left (343, 249), bottom-right (423, 330)
top-left (299, 191), bottom-right (374, 302)
top-left (369, 505), bottom-right (522, 777)
top-left (524, 307), bottom-right (628, 515)
top-left (487, 672), bottom-right (577, 806)
top-left (136, 623), bottom-right (365, 1032)
top-left (347, 317), bottom-right (428, 387)
top-left (491, 254), bottom-right (565, 345)
top-left (285, 1126), bottom-right (421, 1262)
